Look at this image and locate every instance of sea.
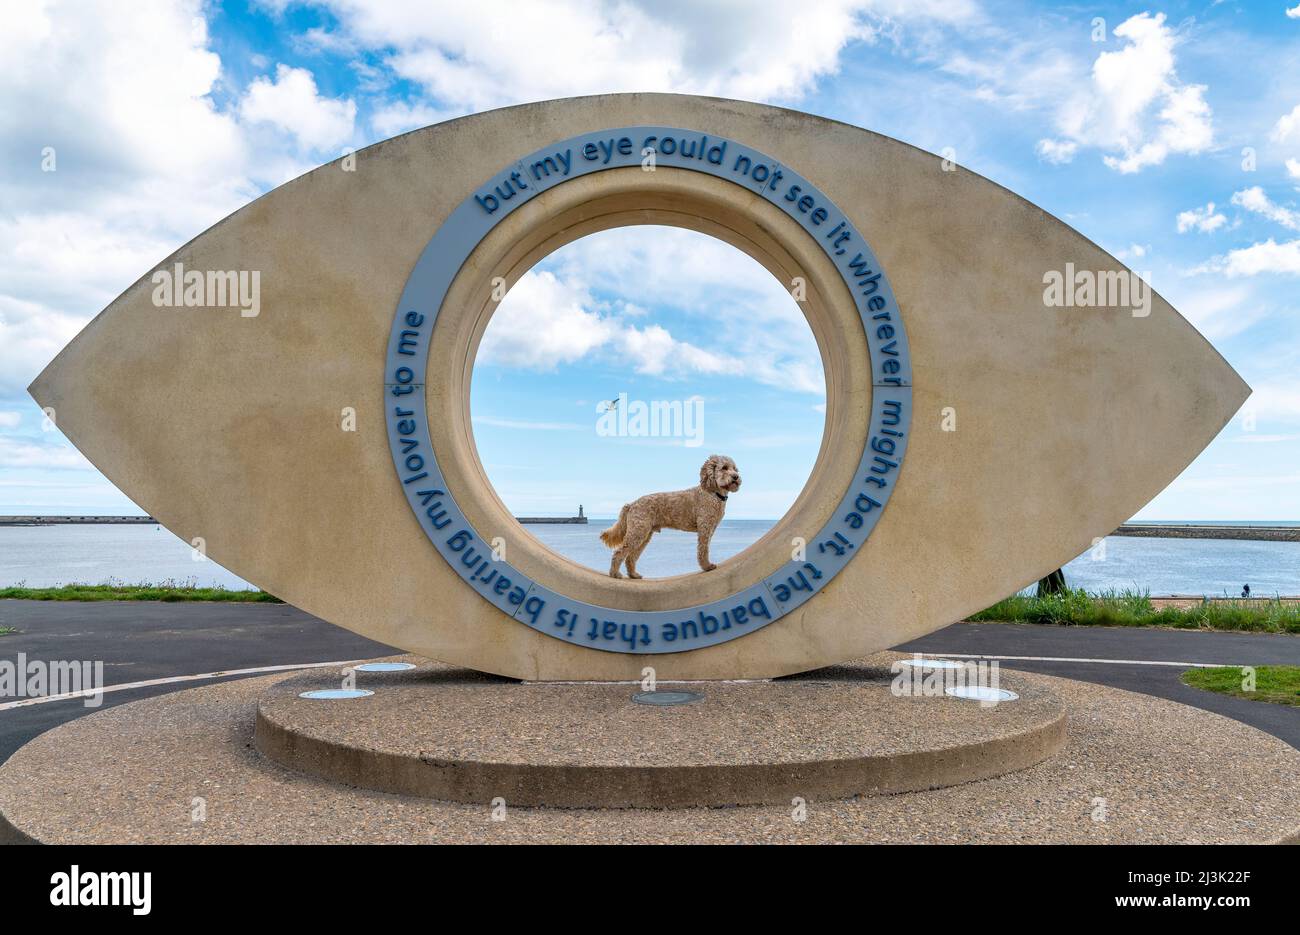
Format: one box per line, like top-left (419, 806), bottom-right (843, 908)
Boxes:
top-left (1, 520), bottom-right (1298, 597)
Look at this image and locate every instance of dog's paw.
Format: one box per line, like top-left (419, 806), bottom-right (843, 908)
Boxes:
top-left (627, 571), bottom-right (643, 579)
top-left (701, 562), bottom-right (717, 572)
top-left (608, 571), bottom-right (623, 579)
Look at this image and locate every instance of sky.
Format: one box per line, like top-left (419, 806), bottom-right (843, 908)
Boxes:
top-left (472, 227), bottom-right (825, 520)
top-left (2, 0), bottom-right (1300, 520)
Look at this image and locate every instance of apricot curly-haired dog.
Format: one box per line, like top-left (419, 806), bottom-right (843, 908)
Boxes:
top-left (600, 455), bottom-right (741, 579)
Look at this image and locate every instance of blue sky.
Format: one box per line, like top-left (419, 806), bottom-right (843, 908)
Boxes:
top-left (2, 0), bottom-right (1300, 519)
top-left (472, 228), bottom-right (824, 519)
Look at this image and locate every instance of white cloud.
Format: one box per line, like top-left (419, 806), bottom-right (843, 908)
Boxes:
top-left (1035, 138), bottom-right (1077, 164)
top-left (1194, 239), bottom-right (1300, 276)
top-left (1102, 85), bottom-right (1212, 176)
top-left (0, 411), bottom-right (21, 429)
top-left (296, 25), bottom-right (358, 55)
top-left (0, 2), bottom-right (365, 402)
top-left (546, 227), bottom-right (824, 393)
top-left (239, 64), bottom-right (356, 150)
top-left (1273, 103), bottom-right (1300, 142)
top-left (1288, 4), bottom-right (1300, 19)
top-left (932, 34), bottom-right (1080, 114)
top-left (544, 226), bottom-right (807, 331)
top-left (1044, 13), bottom-right (1213, 174)
top-left (478, 228), bottom-right (824, 393)
top-left (0, 0), bottom-right (259, 398)
top-left (1, 0), bottom-right (865, 418)
top-left (616, 323), bottom-right (745, 379)
top-left (0, 1), bottom-right (245, 195)
top-left (478, 268), bottom-right (754, 384)
top-left (0, 436), bottom-right (91, 470)
top-left (478, 269), bottom-right (616, 369)
top-left (1231, 186), bottom-right (1300, 231)
top-left (1287, 158), bottom-right (1300, 183)
top-left (1177, 201), bottom-right (1227, 233)
top-left (291, 0), bottom-right (974, 115)
top-left (0, 295), bottom-right (94, 398)
top-left (370, 100), bottom-right (459, 138)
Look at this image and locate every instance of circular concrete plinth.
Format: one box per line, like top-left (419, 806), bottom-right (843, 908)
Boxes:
top-left (2, 657), bottom-right (1299, 844)
top-left (253, 658), bottom-right (1065, 808)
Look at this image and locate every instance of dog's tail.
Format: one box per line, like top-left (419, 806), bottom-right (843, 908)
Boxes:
top-left (599, 505), bottom-right (629, 549)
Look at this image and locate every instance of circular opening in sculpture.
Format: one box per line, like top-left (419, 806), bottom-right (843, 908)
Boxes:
top-left (421, 165), bottom-right (878, 616)
top-left (469, 226), bottom-right (827, 579)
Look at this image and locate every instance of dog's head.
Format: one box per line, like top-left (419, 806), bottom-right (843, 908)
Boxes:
top-left (700, 455), bottom-right (742, 495)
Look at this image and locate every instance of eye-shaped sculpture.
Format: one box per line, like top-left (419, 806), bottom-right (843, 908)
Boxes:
top-left (30, 94), bottom-right (1248, 681)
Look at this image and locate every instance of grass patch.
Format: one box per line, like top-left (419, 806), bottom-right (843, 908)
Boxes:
top-left (1182, 665), bottom-right (1300, 706)
top-left (0, 579), bottom-right (280, 603)
top-left (970, 588), bottom-right (1300, 634)
top-left (0, 626), bottom-right (12, 636)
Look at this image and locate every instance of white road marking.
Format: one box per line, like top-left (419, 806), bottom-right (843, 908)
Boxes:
top-left (0, 659), bottom-right (359, 711)
top-left (918, 652), bottom-right (1231, 669)
top-left (0, 652), bottom-right (1255, 712)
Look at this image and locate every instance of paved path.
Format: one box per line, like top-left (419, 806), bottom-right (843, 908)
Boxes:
top-left (0, 601), bottom-right (1295, 763)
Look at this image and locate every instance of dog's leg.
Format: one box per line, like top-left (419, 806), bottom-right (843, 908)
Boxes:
top-left (620, 521), bottom-right (652, 580)
top-left (696, 520), bottom-right (720, 572)
top-left (625, 534), bottom-right (652, 580)
top-left (609, 548), bottom-right (626, 579)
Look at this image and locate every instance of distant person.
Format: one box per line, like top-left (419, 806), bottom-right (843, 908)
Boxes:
top-left (1242, 584), bottom-right (1251, 599)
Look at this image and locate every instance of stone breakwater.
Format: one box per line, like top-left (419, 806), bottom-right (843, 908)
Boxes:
top-left (1113, 524), bottom-right (1300, 542)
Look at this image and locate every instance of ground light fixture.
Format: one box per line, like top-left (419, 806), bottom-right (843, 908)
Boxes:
top-left (632, 690), bottom-right (704, 706)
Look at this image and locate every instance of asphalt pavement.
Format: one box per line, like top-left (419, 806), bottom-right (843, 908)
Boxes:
top-left (0, 600), bottom-right (1295, 763)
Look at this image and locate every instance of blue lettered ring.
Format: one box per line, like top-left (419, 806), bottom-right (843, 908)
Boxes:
top-left (385, 126), bottom-right (911, 654)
